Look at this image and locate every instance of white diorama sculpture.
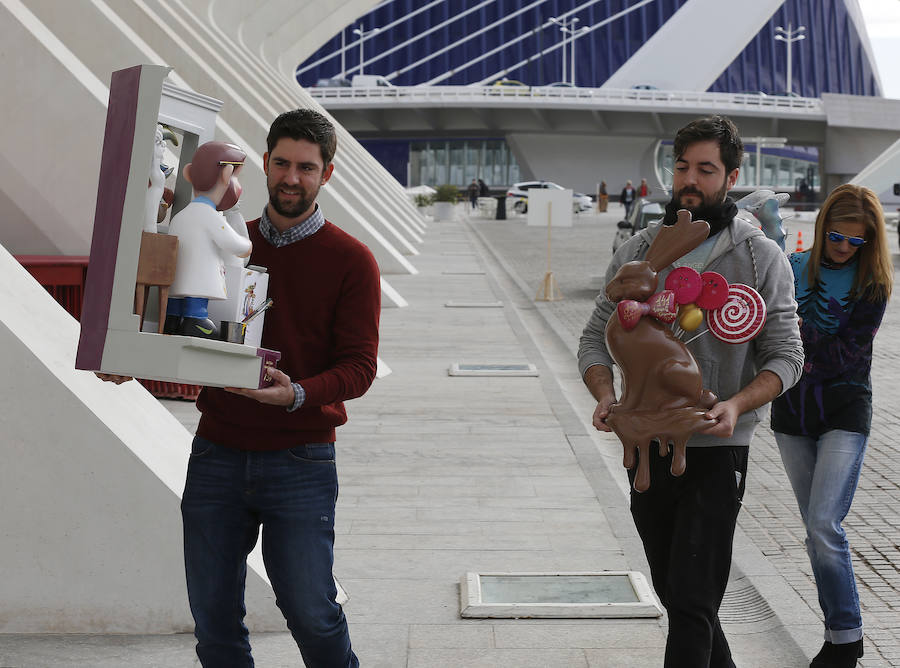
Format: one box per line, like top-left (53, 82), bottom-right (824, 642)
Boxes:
top-left (163, 141), bottom-right (252, 339)
top-left (144, 124), bottom-right (178, 233)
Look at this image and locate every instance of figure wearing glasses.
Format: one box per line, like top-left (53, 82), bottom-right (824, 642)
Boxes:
top-left (165, 141), bottom-right (253, 339)
top-left (771, 184), bottom-right (893, 667)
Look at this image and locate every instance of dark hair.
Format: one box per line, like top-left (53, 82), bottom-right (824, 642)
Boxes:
top-left (673, 115), bottom-right (744, 173)
top-left (266, 109), bottom-right (337, 166)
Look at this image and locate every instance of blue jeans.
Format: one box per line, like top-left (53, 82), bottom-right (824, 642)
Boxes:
top-left (775, 430), bottom-right (866, 643)
top-left (181, 436), bottom-right (358, 668)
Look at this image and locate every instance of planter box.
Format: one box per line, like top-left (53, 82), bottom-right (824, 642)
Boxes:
top-left (433, 201), bottom-right (456, 221)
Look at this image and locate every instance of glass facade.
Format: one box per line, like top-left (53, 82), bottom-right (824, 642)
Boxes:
top-left (408, 139), bottom-right (521, 187)
top-left (656, 143), bottom-right (819, 191)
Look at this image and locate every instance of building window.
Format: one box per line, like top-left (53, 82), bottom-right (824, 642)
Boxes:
top-left (408, 138), bottom-right (521, 188)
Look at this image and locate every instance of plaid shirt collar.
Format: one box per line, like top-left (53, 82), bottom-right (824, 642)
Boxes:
top-left (258, 204), bottom-right (325, 247)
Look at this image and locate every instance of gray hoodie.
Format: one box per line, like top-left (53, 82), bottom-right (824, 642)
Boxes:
top-left (578, 216), bottom-right (803, 447)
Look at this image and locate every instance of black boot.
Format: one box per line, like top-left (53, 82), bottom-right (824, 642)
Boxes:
top-left (179, 317), bottom-right (219, 339)
top-left (810, 639), bottom-right (863, 667)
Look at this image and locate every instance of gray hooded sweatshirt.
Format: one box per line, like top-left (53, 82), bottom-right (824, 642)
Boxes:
top-left (578, 216), bottom-right (803, 447)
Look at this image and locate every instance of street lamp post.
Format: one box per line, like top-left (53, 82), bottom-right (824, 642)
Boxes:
top-left (549, 16), bottom-right (582, 84)
top-left (568, 26), bottom-right (589, 85)
top-left (352, 25), bottom-right (380, 76)
top-left (774, 22), bottom-right (806, 95)
top-left (340, 29), bottom-right (346, 78)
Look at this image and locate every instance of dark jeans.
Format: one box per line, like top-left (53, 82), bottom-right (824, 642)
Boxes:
top-left (182, 436), bottom-right (358, 668)
top-left (629, 445), bottom-right (748, 668)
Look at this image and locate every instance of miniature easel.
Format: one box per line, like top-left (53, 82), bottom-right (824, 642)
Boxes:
top-left (535, 200), bottom-right (563, 301)
top-left (134, 231), bottom-right (178, 333)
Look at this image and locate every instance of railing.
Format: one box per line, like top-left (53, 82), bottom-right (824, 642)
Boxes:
top-left (308, 85), bottom-right (825, 115)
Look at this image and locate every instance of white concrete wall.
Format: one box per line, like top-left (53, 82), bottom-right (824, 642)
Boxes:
top-left (0, 244), bottom-right (285, 632)
top-left (0, 0), bottom-right (423, 282)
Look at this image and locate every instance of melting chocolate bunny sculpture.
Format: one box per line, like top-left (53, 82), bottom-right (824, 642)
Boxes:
top-left (605, 210), bottom-right (718, 492)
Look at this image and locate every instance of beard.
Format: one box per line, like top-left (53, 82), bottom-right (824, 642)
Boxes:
top-left (267, 181), bottom-right (319, 219)
top-left (673, 179), bottom-right (729, 217)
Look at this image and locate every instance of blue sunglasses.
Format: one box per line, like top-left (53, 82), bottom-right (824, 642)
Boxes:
top-left (827, 231), bottom-right (866, 247)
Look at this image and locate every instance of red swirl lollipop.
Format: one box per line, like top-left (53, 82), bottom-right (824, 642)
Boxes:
top-left (708, 284), bottom-right (766, 344)
top-left (664, 267), bottom-right (702, 305)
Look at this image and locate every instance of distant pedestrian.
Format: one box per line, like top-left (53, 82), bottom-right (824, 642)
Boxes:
top-left (598, 180), bottom-right (608, 212)
top-left (639, 178), bottom-right (650, 198)
top-left (620, 180), bottom-right (636, 217)
top-left (467, 178), bottom-right (479, 209)
top-left (772, 184), bottom-right (893, 668)
top-left (478, 178), bottom-right (489, 197)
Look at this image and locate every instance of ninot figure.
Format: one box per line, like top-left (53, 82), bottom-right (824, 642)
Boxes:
top-left (164, 141), bottom-right (252, 339)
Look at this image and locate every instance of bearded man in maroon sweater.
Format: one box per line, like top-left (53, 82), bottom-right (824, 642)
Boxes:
top-left (182, 109), bottom-right (380, 668)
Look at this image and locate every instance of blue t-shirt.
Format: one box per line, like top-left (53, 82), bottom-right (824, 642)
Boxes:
top-left (771, 251), bottom-right (886, 437)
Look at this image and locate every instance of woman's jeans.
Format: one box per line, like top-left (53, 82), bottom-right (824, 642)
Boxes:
top-left (775, 430), bottom-right (867, 643)
top-left (181, 436), bottom-right (358, 668)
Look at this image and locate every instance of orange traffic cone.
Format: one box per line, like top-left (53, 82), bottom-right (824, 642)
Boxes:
top-left (795, 231), bottom-right (804, 252)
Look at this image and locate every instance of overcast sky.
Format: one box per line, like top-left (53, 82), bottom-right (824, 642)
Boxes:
top-left (858, 0), bottom-right (900, 98)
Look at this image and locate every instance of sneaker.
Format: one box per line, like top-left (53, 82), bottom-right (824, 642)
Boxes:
top-left (179, 317), bottom-right (219, 339)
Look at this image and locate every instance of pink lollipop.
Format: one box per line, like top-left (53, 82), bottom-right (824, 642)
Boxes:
top-left (696, 271), bottom-right (729, 310)
top-left (664, 267), bottom-right (702, 305)
top-left (708, 284), bottom-right (767, 344)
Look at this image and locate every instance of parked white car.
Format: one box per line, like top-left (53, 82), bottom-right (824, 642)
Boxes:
top-left (506, 181), bottom-right (593, 214)
top-left (351, 74), bottom-right (393, 87)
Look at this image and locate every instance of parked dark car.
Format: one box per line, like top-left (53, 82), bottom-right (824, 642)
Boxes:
top-left (612, 198), bottom-right (664, 252)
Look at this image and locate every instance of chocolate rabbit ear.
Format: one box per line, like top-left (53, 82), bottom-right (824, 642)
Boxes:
top-left (645, 209), bottom-right (711, 273)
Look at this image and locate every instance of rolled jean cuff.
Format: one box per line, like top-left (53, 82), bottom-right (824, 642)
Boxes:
top-left (825, 626), bottom-right (863, 644)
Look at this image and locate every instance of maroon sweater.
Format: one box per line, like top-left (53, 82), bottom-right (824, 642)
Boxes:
top-left (196, 219), bottom-right (381, 450)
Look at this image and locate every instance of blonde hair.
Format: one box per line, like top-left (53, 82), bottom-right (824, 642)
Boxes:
top-left (806, 184), bottom-right (893, 301)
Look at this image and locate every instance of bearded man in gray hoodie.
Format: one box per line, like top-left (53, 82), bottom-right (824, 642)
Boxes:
top-left (578, 115), bottom-right (803, 668)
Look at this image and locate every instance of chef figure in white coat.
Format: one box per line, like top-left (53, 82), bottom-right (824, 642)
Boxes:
top-left (164, 141), bottom-right (252, 339)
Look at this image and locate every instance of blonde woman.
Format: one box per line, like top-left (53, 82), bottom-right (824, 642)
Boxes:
top-left (772, 184), bottom-right (893, 668)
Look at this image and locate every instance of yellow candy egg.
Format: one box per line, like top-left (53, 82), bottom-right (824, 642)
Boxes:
top-left (679, 304), bottom-right (703, 331)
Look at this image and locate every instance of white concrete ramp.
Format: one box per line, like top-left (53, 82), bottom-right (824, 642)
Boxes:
top-left (0, 0), bottom-right (422, 288)
top-left (603, 0), bottom-right (784, 91)
top-left (0, 244), bottom-right (285, 633)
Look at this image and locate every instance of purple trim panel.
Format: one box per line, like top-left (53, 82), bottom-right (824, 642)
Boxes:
top-left (256, 347), bottom-right (282, 388)
top-left (75, 66), bottom-right (141, 370)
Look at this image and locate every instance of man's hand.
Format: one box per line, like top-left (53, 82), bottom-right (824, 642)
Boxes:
top-left (592, 398), bottom-right (616, 432)
top-left (225, 367), bottom-right (294, 406)
top-left (699, 370), bottom-right (783, 439)
top-left (95, 372), bottom-right (133, 385)
top-left (583, 365), bottom-right (617, 432)
top-left (699, 399), bottom-right (740, 438)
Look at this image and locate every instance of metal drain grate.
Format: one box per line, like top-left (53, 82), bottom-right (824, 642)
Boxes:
top-left (449, 363), bottom-right (539, 377)
top-left (718, 579), bottom-right (776, 624)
